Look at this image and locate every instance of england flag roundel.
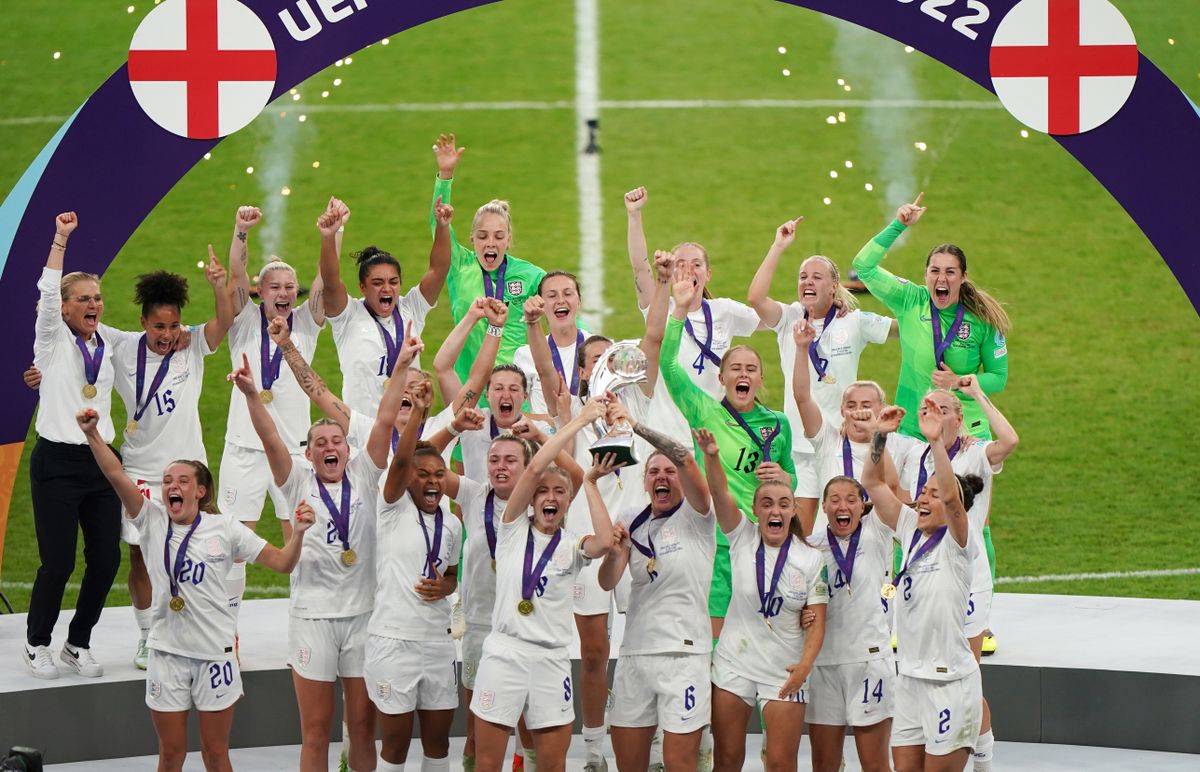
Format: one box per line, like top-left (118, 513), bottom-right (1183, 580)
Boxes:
top-left (128, 0), bottom-right (277, 140)
top-left (989, 0), bottom-right (1138, 136)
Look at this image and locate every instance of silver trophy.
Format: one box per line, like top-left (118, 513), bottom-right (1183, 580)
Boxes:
top-left (587, 340), bottom-right (647, 468)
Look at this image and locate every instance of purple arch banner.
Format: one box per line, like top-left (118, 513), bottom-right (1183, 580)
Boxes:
top-left (0, 0), bottom-right (1196, 468)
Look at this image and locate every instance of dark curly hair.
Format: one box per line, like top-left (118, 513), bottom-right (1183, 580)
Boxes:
top-left (134, 271), bottom-right (189, 318)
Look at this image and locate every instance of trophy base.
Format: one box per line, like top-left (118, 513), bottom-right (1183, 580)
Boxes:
top-left (588, 437), bottom-right (639, 469)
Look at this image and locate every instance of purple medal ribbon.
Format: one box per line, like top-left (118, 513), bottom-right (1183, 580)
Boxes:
top-left (805, 304), bottom-right (838, 381)
top-left (721, 398), bottom-right (782, 461)
top-left (163, 513), bottom-right (202, 603)
top-left (521, 525), bottom-right (562, 602)
top-left (133, 335), bottom-right (175, 423)
top-left (368, 299), bottom-right (405, 377)
top-left (259, 305), bottom-right (293, 391)
top-left (914, 437), bottom-right (963, 499)
top-left (755, 535), bottom-right (792, 618)
top-left (418, 506), bottom-right (445, 580)
top-left (482, 258), bottom-right (509, 302)
top-left (390, 419), bottom-right (426, 454)
top-left (841, 436), bottom-right (869, 502)
top-left (683, 299), bottom-right (721, 374)
top-left (929, 300), bottom-right (966, 367)
top-left (489, 414), bottom-right (499, 439)
top-left (316, 476), bottom-right (352, 553)
top-left (484, 490), bottom-right (499, 561)
top-left (627, 501), bottom-right (683, 577)
top-left (892, 525), bottom-right (948, 589)
top-left (73, 330), bottom-right (106, 388)
top-left (548, 329), bottom-right (585, 395)
top-left (826, 522), bottom-right (862, 591)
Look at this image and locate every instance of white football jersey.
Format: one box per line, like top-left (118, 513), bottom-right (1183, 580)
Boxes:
top-left (224, 302), bottom-right (321, 453)
top-left (491, 515), bottom-right (589, 650)
top-left (280, 452), bottom-right (385, 619)
top-left (511, 327), bottom-right (590, 415)
top-left (370, 491), bottom-right (463, 642)
top-left (771, 305), bottom-right (892, 454)
top-left (616, 499), bottom-right (715, 656)
top-left (897, 441), bottom-right (999, 594)
top-left (129, 499), bottom-right (266, 660)
top-left (345, 405), bottom-right (454, 467)
top-left (808, 421), bottom-right (908, 532)
top-left (328, 289), bottom-right (432, 417)
top-left (653, 297), bottom-right (760, 400)
top-left (807, 514), bottom-right (894, 666)
top-left (456, 476), bottom-right (506, 629)
top-left (893, 506), bottom-right (978, 681)
top-left (112, 327), bottom-right (212, 480)
top-left (459, 409), bottom-right (550, 483)
top-left (715, 515), bottom-right (829, 688)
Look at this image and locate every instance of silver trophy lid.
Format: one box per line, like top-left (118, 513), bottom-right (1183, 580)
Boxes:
top-left (589, 340), bottom-right (647, 398)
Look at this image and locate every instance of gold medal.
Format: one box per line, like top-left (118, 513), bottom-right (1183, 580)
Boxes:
top-left (491, 559), bottom-right (497, 572)
top-left (880, 583), bottom-right (897, 600)
top-left (82, 384), bottom-right (98, 399)
top-left (518, 599), bottom-right (534, 616)
top-left (646, 557), bottom-right (656, 574)
top-left (341, 548), bottom-right (358, 566)
top-left (259, 389), bottom-right (274, 404)
top-left (126, 420), bottom-right (138, 434)
top-left (821, 374), bottom-right (837, 385)
top-left (169, 596), bottom-right (185, 612)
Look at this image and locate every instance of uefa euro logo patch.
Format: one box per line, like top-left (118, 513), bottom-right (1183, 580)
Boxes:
top-left (128, 0), bottom-right (278, 139)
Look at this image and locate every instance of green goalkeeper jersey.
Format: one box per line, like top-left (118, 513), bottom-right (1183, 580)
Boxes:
top-left (852, 220), bottom-right (1009, 440)
top-left (660, 316), bottom-right (796, 517)
top-left (430, 177), bottom-right (546, 382)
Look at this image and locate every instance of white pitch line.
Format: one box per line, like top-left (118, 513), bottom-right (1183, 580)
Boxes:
top-left (575, 0), bottom-right (605, 332)
top-left (0, 98), bottom-right (1001, 127)
top-left (995, 567), bottom-right (1200, 586)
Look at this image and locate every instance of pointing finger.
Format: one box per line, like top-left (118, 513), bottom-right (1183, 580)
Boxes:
top-left (913, 191), bottom-right (924, 207)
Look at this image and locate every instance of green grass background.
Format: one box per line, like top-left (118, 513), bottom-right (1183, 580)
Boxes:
top-left (0, 0), bottom-right (1197, 612)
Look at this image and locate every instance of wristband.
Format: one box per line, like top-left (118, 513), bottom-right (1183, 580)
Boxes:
top-left (51, 241), bottom-right (66, 250)
top-left (446, 424), bottom-right (462, 437)
top-left (486, 324), bottom-right (504, 338)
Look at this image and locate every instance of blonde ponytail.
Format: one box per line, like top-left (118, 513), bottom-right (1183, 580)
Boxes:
top-left (960, 280), bottom-right (1011, 336)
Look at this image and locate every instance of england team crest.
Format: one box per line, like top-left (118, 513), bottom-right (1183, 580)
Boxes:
top-left (957, 322), bottom-right (972, 341)
top-left (506, 280), bottom-right (524, 296)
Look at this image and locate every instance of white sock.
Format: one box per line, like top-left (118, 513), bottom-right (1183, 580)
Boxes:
top-left (133, 606), bottom-right (153, 640)
top-left (699, 725), bottom-right (714, 753)
top-left (421, 756), bottom-right (449, 772)
top-left (377, 760), bottom-right (405, 772)
top-left (341, 720), bottom-right (352, 764)
top-left (973, 728), bottom-right (995, 769)
top-left (227, 561), bottom-right (247, 614)
top-left (582, 725), bottom-right (606, 763)
top-left (523, 747), bottom-right (538, 771)
top-left (649, 728), bottom-right (664, 765)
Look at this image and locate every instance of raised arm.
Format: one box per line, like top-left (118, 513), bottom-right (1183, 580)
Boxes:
top-left (202, 244), bottom-right (235, 350)
top-left (958, 375), bottom-right (1018, 466)
top-left (316, 197), bottom-right (350, 318)
top-left (417, 196), bottom-right (453, 305)
top-left (659, 265), bottom-right (715, 423)
top-left (597, 519), bottom-right (631, 592)
top-left (612, 399), bottom-right (710, 513)
top-left (425, 406), bottom-right (484, 455)
top-left (862, 406), bottom-right (906, 530)
top-left (748, 217), bottom-right (804, 329)
top-left (515, 413), bottom-right (585, 495)
top-left (695, 429), bottom-right (741, 534)
top-left (580, 454), bottom-right (619, 559)
top-left (77, 408), bottom-right (146, 516)
top-left (227, 206), bottom-right (261, 315)
top-left (229, 352), bottom-right (292, 486)
top-left (37, 214), bottom-right (77, 357)
top-left (639, 250), bottom-right (674, 395)
top-left (918, 397), bottom-right (969, 547)
top-left (252, 503), bottom-right (316, 573)
top-left (522, 296), bottom-right (562, 416)
top-left (430, 133), bottom-right (465, 239)
top-left (624, 187), bottom-right (653, 310)
top-left (270, 316), bottom-right (352, 431)
top-left (45, 212), bottom-right (76, 272)
top-left (383, 378), bottom-right (433, 503)
top-left (367, 331), bottom-right (423, 469)
top-left (432, 297), bottom-right (488, 403)
top-left (850, 193), bottom-right (927, 314)
top-left (790, 317), bottom-right (824, 439)
top-left (505, 398), bottom-right (607, 521)
top-left (454, 299), bottom-right (507, 410)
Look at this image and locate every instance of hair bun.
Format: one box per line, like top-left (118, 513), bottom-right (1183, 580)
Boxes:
top-left (961, 474), bottom-right (985, 496)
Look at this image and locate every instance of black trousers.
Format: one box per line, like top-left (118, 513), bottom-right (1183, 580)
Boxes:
top-left (26, 438), bottom-right (122, 648)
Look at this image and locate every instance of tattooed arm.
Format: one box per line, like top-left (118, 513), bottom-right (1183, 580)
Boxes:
top-left (227, 206), bottom-right (260, 315)
top-left (268, 316), bottom-right (352, 432)
top-left (613, 399), bottom-right (712, 515)
top-left (862, 406), bottom-right (905, 531)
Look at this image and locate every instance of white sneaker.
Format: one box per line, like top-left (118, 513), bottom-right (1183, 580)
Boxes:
top-left (134, 639), bottom-right (149, 670)
top-left (60, 644), bottom-right (103, 677)
top-left (23, 644), bottom-right (59, 679)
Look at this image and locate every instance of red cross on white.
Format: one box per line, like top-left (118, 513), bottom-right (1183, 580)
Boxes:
top-left (989, 0), bottom-right (1138, 136)
top-left (128, 0), bottom-right (277, 140)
